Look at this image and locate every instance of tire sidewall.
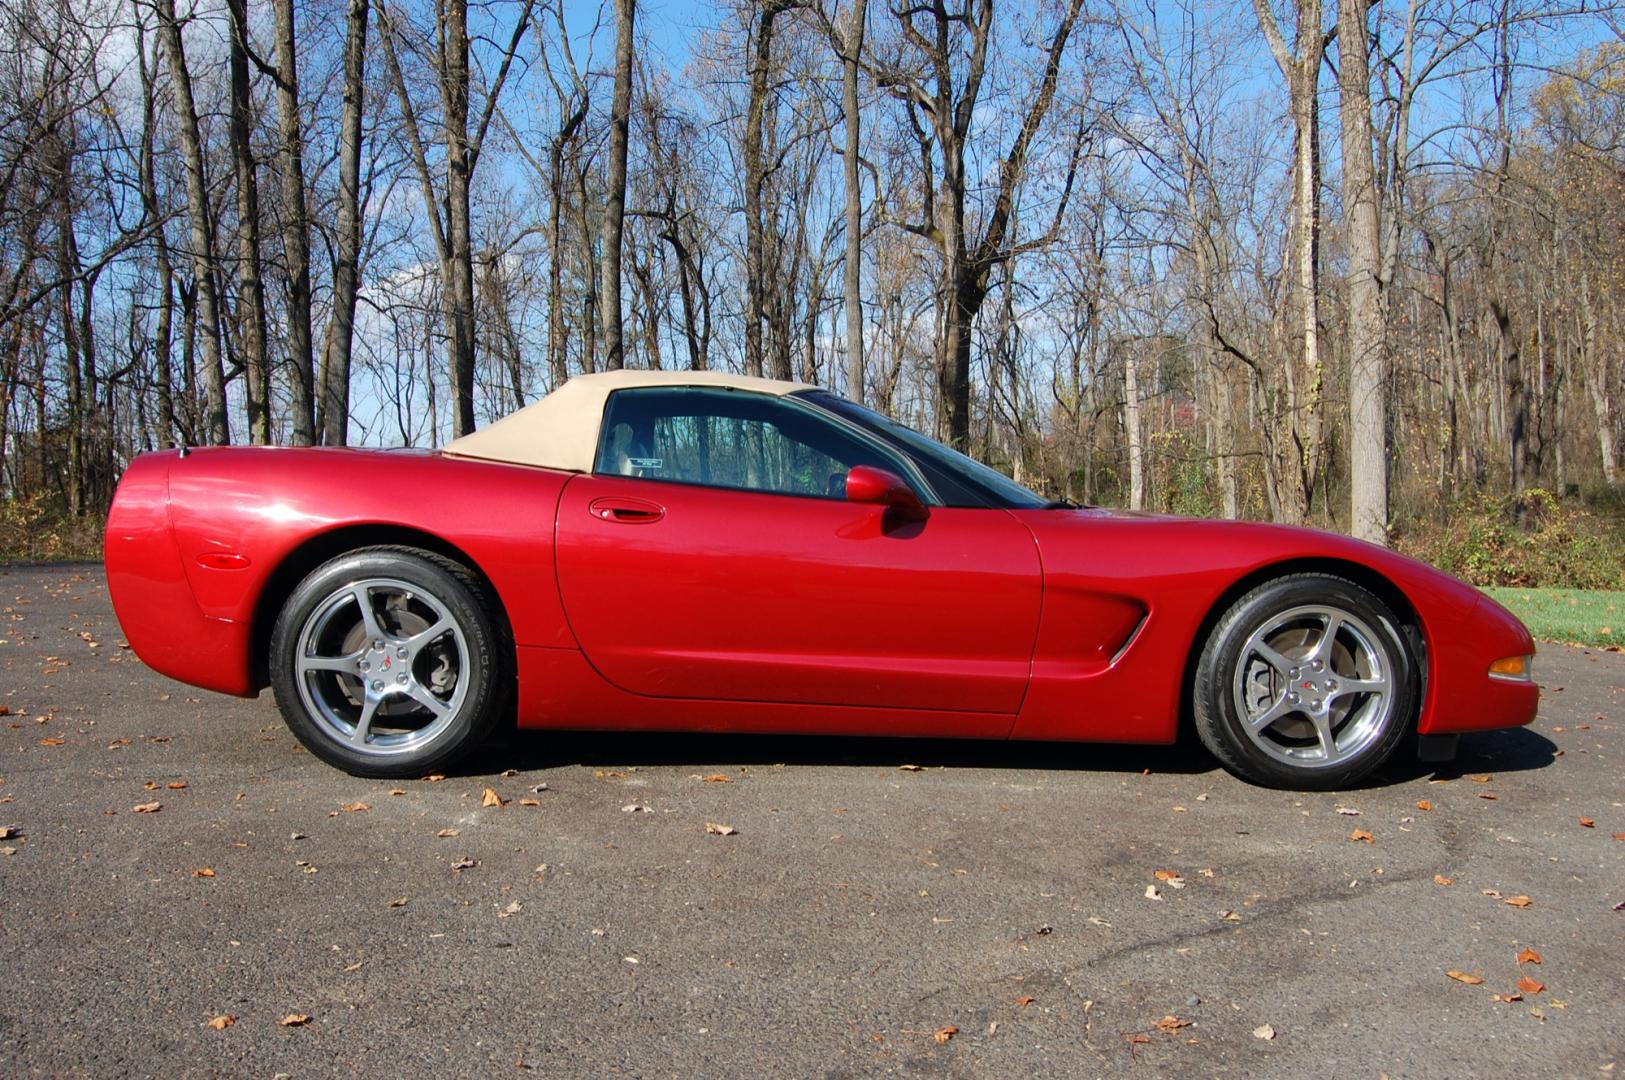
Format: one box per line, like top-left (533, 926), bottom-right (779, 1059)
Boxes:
top-left (269, 548), bottom-right (503, 778)
top-left (1195, 575), bottom-right (1419, 790)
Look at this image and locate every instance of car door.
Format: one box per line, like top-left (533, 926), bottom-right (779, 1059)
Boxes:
top-left (553, 387), bottom-right (1042, 721)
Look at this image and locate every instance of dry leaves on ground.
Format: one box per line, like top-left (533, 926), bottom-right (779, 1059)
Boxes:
top-left (1015, 996), bottom-right (1035, 1007)
top-left (435, 828), bottom-right (459, 838)
top-left (1517, 975), bottom-right (1546, 995)
top-left (1253, 1024), bottom-right (1276, 1040)
top-left (192, 867), bottom-right (215, 878)
top-left (482, 788), bottom-right (506, 808)
top-left (704, 822), bottom-right (737, 836)
top-left (1503, 895), bottom-right (1532, 908)
top-left (341, 802), bottom-right (369, 813)
top-left (1446, 971), bottom-right (1484, 985)
top-left (206, 1015), bottom-right (235, 1030)
top-left (277, 1014), bottom-right (311, 1027)
top-left (1416, 800), bottom-right (1433, 811)
top-left (1349, 828), bottom-right (1374, 844)
top-left (1517, 948), bottom-right (1542, 965)
top-left (933, 1025), bottom-right (957, 1044)
top-left (1153, 1016), bottom-right (1192, 1034)
top-left (132, 801), bottom-right (160, 813)
top-left (1434, 875), bottom-right (1454, 886)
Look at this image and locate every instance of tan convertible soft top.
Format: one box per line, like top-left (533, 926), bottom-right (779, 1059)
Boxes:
top-left (440, 369), bottom-right (814, 472)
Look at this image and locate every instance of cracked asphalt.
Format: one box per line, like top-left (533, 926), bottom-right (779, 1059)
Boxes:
top-left (1, 563), bottom-right (1621, 1078)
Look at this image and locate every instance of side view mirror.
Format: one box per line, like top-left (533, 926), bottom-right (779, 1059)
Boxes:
top-left (845, 465), bottom-right (928, 521)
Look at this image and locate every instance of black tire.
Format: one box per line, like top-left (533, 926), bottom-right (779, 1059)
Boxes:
top-left (1192, 573), bottom-right (1419, 790)
top-left (269, 546), bottom-right (509, 778)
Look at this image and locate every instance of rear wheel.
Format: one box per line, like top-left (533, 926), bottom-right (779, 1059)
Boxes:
top-left (1193, 574), bottom-right (1418, 790)
top-left (269, 547), bottom-right (507, 778)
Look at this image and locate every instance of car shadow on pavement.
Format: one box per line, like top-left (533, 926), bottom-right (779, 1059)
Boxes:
top-left (464, 727), bottom-right (1224, 779)
top-left (455, 723), bottom-right (1559, 789)
top-left (1363, 726), bottom-right (1559, 789)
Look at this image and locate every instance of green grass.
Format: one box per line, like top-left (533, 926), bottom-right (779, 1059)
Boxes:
top-left (1482, 587), bottom-right (1625, 648)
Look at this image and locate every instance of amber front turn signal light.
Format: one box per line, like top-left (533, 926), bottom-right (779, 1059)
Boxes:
top-left (1488, 655), bottom-right (1535, 681)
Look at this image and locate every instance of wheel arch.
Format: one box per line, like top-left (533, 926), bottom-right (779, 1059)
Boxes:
top-left (1176, 556), bottom-right (1428, 740)
top-left (248, 524), bottom-right (514, 691)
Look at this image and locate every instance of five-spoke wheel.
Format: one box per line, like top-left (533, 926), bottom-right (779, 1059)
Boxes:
top-left (270, 547), bottom-right (508, 777)
top-left (1194, 574), bottom-right (1418, 789)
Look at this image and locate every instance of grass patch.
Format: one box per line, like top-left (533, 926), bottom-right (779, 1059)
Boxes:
top-left (1482, 587), bottom-right (1625, 648)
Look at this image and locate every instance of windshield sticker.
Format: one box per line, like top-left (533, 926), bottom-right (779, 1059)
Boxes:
top-left (628, 457), bottom-right (664, 470)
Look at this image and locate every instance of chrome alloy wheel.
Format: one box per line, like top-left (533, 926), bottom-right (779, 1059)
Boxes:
top-left (293, 577), bottom-right (470, 757)
top-left (1230, 603), bottom-right (1395, 770)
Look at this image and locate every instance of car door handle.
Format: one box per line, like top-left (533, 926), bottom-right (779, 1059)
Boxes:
top-left (588, 497), bottom-right (665, 524)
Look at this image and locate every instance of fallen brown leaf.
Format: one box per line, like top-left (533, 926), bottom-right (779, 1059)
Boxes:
top-left (192, 867), bottom-right (215, 878)
top-left (1252, 1024), bottom-right (1276, 1040)
top-left (1446, 971), bottom-right (1484, 985)
top-left (388, 788), bottom-right (407, 796)
top-left (1416, 800), bottom-right (1433, 811)
top-left (132, 801), bottom-right (160, 813)
top-left (898, 764), bottom-right (925, 772)
top-left (1491, 992), bottom-right (1524, 1003)
top-left (206, 1015), bottom-right (235, 1030)
top-left (1015, 996), bottom-right (1035, 1007)
top-left (704, 822), bottom-right (737, 836)
top-left (425, 774), bottom-right (446, 782)
top-left (1578, 818), bottom-right (1595, 828)
top-left (1503, 895), bottom-right (1532, 908)
top-left (341, 802), bottom-right (369, 813)
top-left (1469, 775), bottom-right (1492, 783)
top-left (702, 774), bottom-right (730, 783)
top-left (481, 788), bottom-right (506, 808)
top-left (1153, 869), bottom-right (1181, 881)
top-left (166, 781), bottom-right (188, 790)
top-left (277, 1013), bottom-right (311, 1027)
top-left (1516, 975), bottom-right (1545, 995)
top-left (1349, 828), bottom-right (1374, 844)
top-left (519, 798), bottom-right (540, 807)
top-left (1433, 874), bottom-right (1453, 886)
top-left (1615, 833), bottom-right (1625, 842)
top-left (434, 828), bottom-right (459, 838)
top-left (38, 737), bottom-right (64, 747)
top-left (934, 1025), bottom-right (958, 1044)
top-left (1516, 948), bottom-right (1542, 965)
top-left (1154, 1016), bottom-right (1192, 1033)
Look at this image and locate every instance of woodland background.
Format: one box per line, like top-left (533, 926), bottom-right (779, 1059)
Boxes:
top-left (1, 0), bottom-right (1622, 583)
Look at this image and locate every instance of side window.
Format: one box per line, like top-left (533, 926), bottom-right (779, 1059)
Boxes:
top-left (595, 388), bottom-right (916, 500)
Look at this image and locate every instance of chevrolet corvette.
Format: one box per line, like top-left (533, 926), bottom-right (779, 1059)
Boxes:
top-left (104, 370), bottom-right (1538, 789)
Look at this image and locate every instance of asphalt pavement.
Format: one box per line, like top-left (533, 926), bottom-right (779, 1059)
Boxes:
top-left (1, 563), bottom-right (1620, 1079)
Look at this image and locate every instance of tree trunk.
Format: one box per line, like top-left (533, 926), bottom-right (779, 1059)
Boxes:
top-left (600, 0), bottom-right (636, 370)
top-left (273, 0), bottom-right (315, 445)
top-left (744, 0), bottom-right (789, 378)
top-left (322, 0), bottom-right (368, 446)
top-left (441, 0), bottom-right (477, 434)
top-left (839, 0), bottom-right (866, 403)
top-left (227, 0), bottom-right (270, 444)
top-left (1124, 342), bottom-right (1144, 510)
top-left (1339, 0), bottom-right (1387, 543)
top-left (157, 0), bottom-right (229, 445)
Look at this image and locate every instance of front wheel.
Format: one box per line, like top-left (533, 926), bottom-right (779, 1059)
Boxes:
top-left (269, 546), bottom-right (508, 778)
top-left (1192, 573), bottom-right (1419, 790)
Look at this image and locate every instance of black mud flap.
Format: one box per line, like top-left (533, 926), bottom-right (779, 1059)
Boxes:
top-left (1416, 733), bottom-right (1460, 764)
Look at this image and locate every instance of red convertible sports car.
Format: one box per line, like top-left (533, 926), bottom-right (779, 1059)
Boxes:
top-left (105, 370), bottom-right (1538, 789)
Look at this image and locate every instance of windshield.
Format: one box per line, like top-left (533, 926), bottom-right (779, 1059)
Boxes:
top-left (799, 391), bottom-right (1048, 510)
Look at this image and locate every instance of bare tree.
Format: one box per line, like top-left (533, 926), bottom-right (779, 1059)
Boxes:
top-left (882, 0), bottom-right (1087, 448)
top-left (601, 0), bottom-right (636, 370)
top-left (156, 0), bottom-right (228, 445)
top-left (320, 0), bottom-right (369, 446)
